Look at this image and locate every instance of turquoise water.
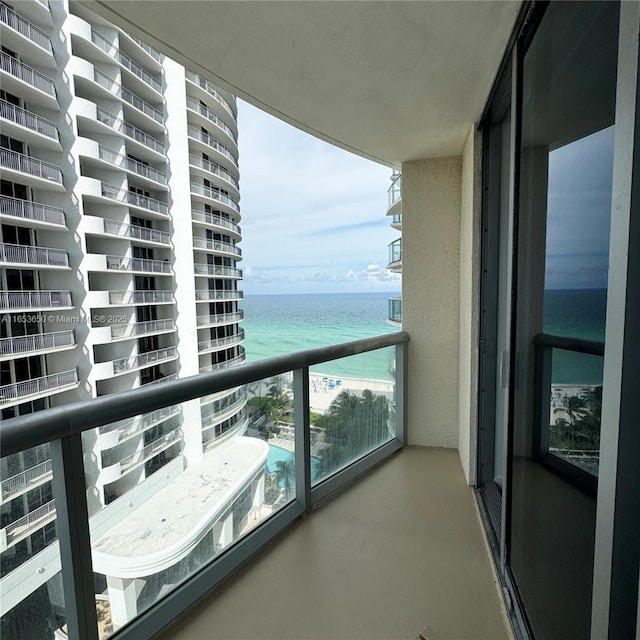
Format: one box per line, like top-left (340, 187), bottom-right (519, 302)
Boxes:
top-left (266, 444), bottom-right (320, 481)
top-left (242, 292), bottom-right (400, 380)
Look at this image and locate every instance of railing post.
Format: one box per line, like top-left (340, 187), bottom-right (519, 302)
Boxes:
top-left (395, 341), bottom-right (408, 446)
top-left (533, 341), bottom-right (552, 458)
top-left (293, 367), bottom-right (311, 514)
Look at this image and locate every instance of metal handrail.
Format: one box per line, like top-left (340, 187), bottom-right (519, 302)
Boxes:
top-left (98, 146), bottom-right (166, 184)
top-left (113, 346), bottom-right (177, 374)
top-left (193, 263), bottom-right (242, 278)
top-left (198, 330), bottom-right (245, 351)
top-left (191, 210), bottom-right (240, 234)
top-left (192, 236), bottom-right (241, 256)
top-left (185, 70), bottom-right (235, 117)
top-left (0, 51), bottom-right (55, 97)
top-left (1, 459), bottom-right (52, 501)
top-left (129, 36), bottom-right (162, 62)
top-left (195, 290), bottom-right (243, 301)
top-left (388, 238), bottom-right (402, 264)
top-left (533, 333), bottom-right (605, 356)
top-left (103, 219), bottom-right (170, 245)
top-left (0, 330), bottom-right (75, 357)
top-left (0, 290), bottom-right (72, 310)
top-left (188, 154), bottom-right (239, 190)
top-left (0, 99), bottom-right (58, 140)
top-left (190, 181), bottom-right (240, 212)
top-left (0, 196), bottom-right (65, 226)
top-left (0, 148), bottom-right (63, 184)
top-left (387, 173), bottom-right (402, 207)
top-left (108, 290), bottom-right (173, 305)
top-left (0, 332), bottom-right (408, 455)
top-left (100, 183), bottom-right (168, 214)
top-left (105, 255), bottom-right (172, 274)
top-left (0, 369), bottom-right (78, 405)
top-left (96, 107), bottom-right (165, 154)
top-left (187, 126), bottom-right (238, 166)
top-left (4, 499), bottom-right (56, 544)
top-left (110, 319), bottom-right (175, 340)
top-left (0, 243), bottom-right (69, 267)
top-left (197, 311), bottom-right (244, 325)
top-left (199, 352), bottom-right (246, 373)
top-left (0, 3), bottom-right (52, 51)
top-left (186, 96), bottom-right (237, 143)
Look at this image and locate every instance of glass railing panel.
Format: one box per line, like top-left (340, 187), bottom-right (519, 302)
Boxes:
top-left (0, 443), bottom-right (65, 640)
top-left (310, 347), bottom-right (396, 485)
top-left (545, 348), bottom-right (603, 477)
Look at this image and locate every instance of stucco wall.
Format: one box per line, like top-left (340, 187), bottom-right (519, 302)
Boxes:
top-left (402, 157), bottom-right (462, 448)
top-left (458, 127), bottom-right (482, 484)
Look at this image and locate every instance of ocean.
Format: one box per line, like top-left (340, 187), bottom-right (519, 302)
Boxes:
top-left (241, 292), bottom-right (399, 380)
top-left (240, 289), bottom-right (607, 385)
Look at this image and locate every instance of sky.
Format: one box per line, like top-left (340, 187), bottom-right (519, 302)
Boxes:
top-left (236, 100), bottom-right (401, 295)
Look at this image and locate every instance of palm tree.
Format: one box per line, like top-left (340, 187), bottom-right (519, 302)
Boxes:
top-left (274, 459), bottom-right (295, 500)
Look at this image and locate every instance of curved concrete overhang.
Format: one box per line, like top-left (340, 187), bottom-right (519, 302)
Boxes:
top-left (86, 1), bottom-right (521, 165)
top-left (91, 436), bottom-right (269, 578)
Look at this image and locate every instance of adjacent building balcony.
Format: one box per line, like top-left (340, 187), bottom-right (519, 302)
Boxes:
top-left (0, 330), bottom-right (75, 361)
top-left (98, 145), bottom-right (167, 186)
top-left (387, 171), bottom-right (402, 217)
top-left (0, 99), bottom-right (60, 149)
top-left (185, 69), bottom-right (236, 120)
top-left (195, 289), bottom-right (243, 302)
top-left (191, 210), bottom-right (241, 236)
top-left (100, 219), bottom-right (170, 246)
top-left (187, 126), bottom-right (238, 170)
top-left (0, 148), bottom-right (64, 191)
top-left (188, 154), bottom-right (239, 192)
top-left (0, 243), bottom-right (69, 269)
top-left (193, 264), bottom-right (242, 279)
top-left (192, 236), bottom-right (241, 257)
top-left (199, 350), bottom-right (245, 372)
top-left (94, 106), bottom-right (165, 157)
top-left (0, 50), bottom-right (57, 107)
top-left (186, 96), bottom-right (238, 148)
top-left (128, 35), bottom-right (162, 64)
top-left (0, 3), bottom-right (53, 66)
top-left (0, 499), bottom-right (56, 552)
top-left (107, 290), bottom-right (174, 306)
top-left (0, 459), bottom-right (52, 505)
top-left (0, 290), bottom-right (72, 312)
top-left (196, 310), bottom-right (244, 328)
top-left (0, 368), bottom-right (79, 408)
top-left (103, 255), bottom-right (172, 275)
top-left (100, 183), bottom-right (169, 216)
top-left (110, 319), bottom-right (176, 341)
top-left (388, 297), bottom-right (402, 326)
top-left (98, 405), bottom-right (181, 450)
top-left (112, 346), bottom-right (178, 376)
top-left (189, 181), bottom-right (240, 213)
top-left (0, 196), bottom-right (66, 228)
top-left (387, 238), bottom-right (402, 271)
top-left (198, 330), bottom-right (245, 354)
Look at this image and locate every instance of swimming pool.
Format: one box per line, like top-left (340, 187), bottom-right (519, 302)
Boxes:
top-left (267, 444), bottom-right (321, 480)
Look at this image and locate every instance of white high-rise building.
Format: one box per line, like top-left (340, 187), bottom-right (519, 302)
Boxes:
top-left (0, 1), bottom-right (261, 635)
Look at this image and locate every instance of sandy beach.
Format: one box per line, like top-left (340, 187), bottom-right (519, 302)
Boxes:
top-left (308, 372), bottom-right (394, 413)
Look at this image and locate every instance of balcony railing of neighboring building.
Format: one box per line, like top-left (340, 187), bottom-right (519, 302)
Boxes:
top-left (0, 499), bottom-right (56, 550)
top-left (191, 210), bottom-right (241, 235)
top-left (392, 213), bottom-right (402, 226)
top-left (0, 459), bottom-right (52, 504)
top-left (0, 332), bottom-right (407, 639)
top-left (200, 386), bottom-right (246, 417)
top-left (102, 219), bottom-right (170, 245)
top-left (0, 330), bottom-right (74, 358)
top-left (0, 99), bottom-right (58, 141)
top-left (108, 290), bottom-right (174, 305)
top-left (185, 96), bottom-right (237, 144)
top-left (190, 181), bottom-right (240, 212)
top-left (195, 289), bottom-right (243, 302)
top-left (387, 172), bottom-right (401, 209)
top-left (141, 372), bottom-right (178, 386)
top-left (105, 255), bottom-right (172, 275)
top-left (100, 183), bottom-right (168, 215)
top-left (110, 319), bottom-right (175, 341)
top-left (0, 368), bottom-right (78, 405)
top-left (388, 297), bottom-right (402, 324)
top-left (0, 3), bottom-right (53, 52)
top-left (188, 153), bottom-right (239, 190)
top-left (0, 195), bottom-right (66, 227)
top-left (98, 146), bottom-right (167, 185)
top-left (201, 406), bottom-right (247, 435)
top-left (196, 310), bottom-right (244, 327)
top-left (0, 290), bottom-right (72, 310)
top-left (99, 404), bottom-right (181, 440)
top-left (112, 346), bottom-right (178, 375)
top-left (129, 35), bottom-right (162, 62)
top-left (185, 69), bottom-right (235, 118)
top-left (198, 351), bottom-right (246, 372)
top-left (0, 148), bottom-right (63, 184)
top-left (198, 330), bottom-right (245, 353)
top-left (388, 238), bottom-right (402, 267)
top-left (193, 264), bottom-right (242, 278)
top-left (187, 126), bottom-right (238, 167)
top-left (90, 29), bottom-right (162, 93)
top-left (0, 243), bottom-right (69, 267)
top-left (0, 50), bottom-right (55, 97)
top-left (93, 69), bottom-right (163, 123)
top-left (96, 107), bottom-right (165, 154)
top-left (192, 236), bottom-right (241, 256)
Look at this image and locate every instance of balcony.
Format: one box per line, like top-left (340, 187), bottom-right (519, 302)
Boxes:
top-left (190, 181), bottom-right (240, 213)
top-left (0, 99), bottom-right (59, 149)
top-left (0, 3), bottom-right (53, 65)
top-left (107, 290), bottom-right (174, 306)
top-left (0, 50), bottom-right (56, 107)
top-left (195, 289), bottom-right (243, 302)
top-left (98, 405), bottom-right (181, 446)
top-left (101, 219), bottom-right (170, 245)
top-left (192, 236), bottom-right (241, 257)
top-left (388, 297), bottom-right (402, 325)
top-left (0, 148), bottom-right (64, 190)
top-left (110, 319), bottom-right (176, 341)
top-left (95, 107), bottom-right (165, 156)
top-left (0, 290), bottom-right (72, 311)
top-left (100, 183), bottom-right (168, 216)
top-left (193, 264), bottom-right (242, 279)
top-left (387, 172), bottom-right (402, 217)
top-left (387, 238), bottom-right (402, 271)
top-left (186, 96), bottom-right (238, 146)
top-left (199, 351), bottom-right (245, 372)
top-left (196, 311), bottom-right (244, 327)
top-left (0, 330), bottom-right (75, 361)
top-left (0, 368), bottom-right (78, 407)
top-left (104, 255), bottom-right (172, 275)
top-left (129, 35), bottom-right (162, 63)
top-left (191, 210), bottom-right (241, 236)
top-left (0, 499), bottom-right (55, 551)
top-left (98, 146), bottom-right (167, 185)
top-left (188, 154), bottom-right (239, 191)
top-left (112, 346), bottom-right (178, 375)
top-left (187, 126), bottom-right (238, 169)
top-left (198, 330), bottom-right (245, 354)
top-left (185, 69), bottom-right (236, 119)
top-left (0, 243), bottom-right (69, 269)
top-left (0, 459), bottom-right (52, 505)
top-left (0, 196), bottom-right (66, 228)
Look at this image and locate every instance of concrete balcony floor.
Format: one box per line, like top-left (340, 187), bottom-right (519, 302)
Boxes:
top-left (159, 447), bottom-right (511, 640)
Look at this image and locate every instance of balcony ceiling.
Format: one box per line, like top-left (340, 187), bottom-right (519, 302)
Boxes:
top-left (88, 1), bottom-right (521, 166)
